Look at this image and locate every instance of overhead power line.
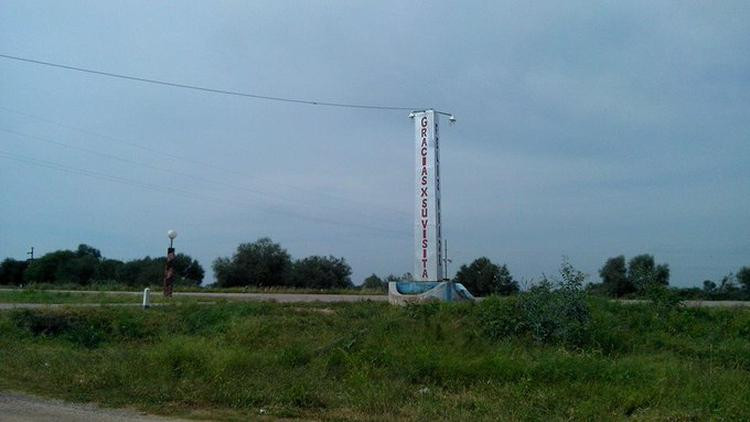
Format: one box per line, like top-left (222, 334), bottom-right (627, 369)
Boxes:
top-left (0, 150), bottom-right (410, 239)
top-left (0, 126), bottom-right (408, 228)
top-left (0, 53), bottom-right (417, 111)
top-left (0, 105), bottom-right (411, 218)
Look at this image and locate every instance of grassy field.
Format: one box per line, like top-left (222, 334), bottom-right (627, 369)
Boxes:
top-left (0, 299), bottom-right (749, 420)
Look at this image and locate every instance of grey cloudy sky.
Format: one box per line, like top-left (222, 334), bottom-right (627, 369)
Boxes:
top-left (1, 1), bottom-right (748, 286)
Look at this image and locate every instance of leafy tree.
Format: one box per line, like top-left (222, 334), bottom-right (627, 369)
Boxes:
top-left (361, 274), bottom-right (386, 290)
top-left (24, 250), bottom-right (77, 284)
top-left (385, 273), bottom-right (414, 282)
top-left (116, 255), bottom-right (204, 286)
top-left (289, 255), bottom-right (352, 289)
top-left (94, 259), bottom-right (124, 281)
top-left (116, 259), bottom-right (149, 286)
top-left (384, 274), bottom-right (400, 283)
top-left (0, 258), bottom-right (29, 285)
top-left (717, 273), bottom-right (740, 295)
top-left (454, 257), bottom-right (519, 297)
top-left (627, 254), bottom-right (669, 292)
top-left (599, 255), bottom-right (634, 297)
top-left (212, 257), bottom-right (239, 287)
top-left (172, 254), bottom-right (205, 285)
top-left (738, 266), bottom-right (750, 292)
top-left (76, 244), bottom-right (102, 259)
top-left (703, 279), bottom-right (717, 293)
top-left (22, 244), bottom-right (106, 285)
top-left (213, 237), bottom-right (292, 287)
top-left (12, 244), bottom-right (203, 286)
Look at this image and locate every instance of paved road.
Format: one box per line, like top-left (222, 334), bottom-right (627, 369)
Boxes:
top-left (0, 392), bottom-right (190, 422)
top-left (2, 289), bottom-right (750, 308)
top-left (0, 303), bottom-right (152, 310)
top-left (0, 288), bottom-right (388, 303)
top-left (174, 291), bottom-right (387, 302)
top-left (616, 299), bottom-right (750, 308)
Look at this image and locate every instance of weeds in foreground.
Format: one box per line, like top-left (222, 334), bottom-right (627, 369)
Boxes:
top-left (0, 285), bottom-right (749, 420)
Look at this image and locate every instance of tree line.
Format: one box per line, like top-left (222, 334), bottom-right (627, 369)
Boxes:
top-left (589, 254), bottom-right (750, 300)
top-left (2, 240), bottom-right (748, 299)
top-left (212, 237), bottom-right (353, 289)
top-left (0, 244), bottom-right (204, 287)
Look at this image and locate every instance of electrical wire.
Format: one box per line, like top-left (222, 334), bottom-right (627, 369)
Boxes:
top-left (0, 150), bottom-right (410, 238)
top-left (0, 105), bottom-right (412, 218)
top-left (0, 126), bottom-right (409, 229)
top-left (0, 53), bottom-right (417, 111)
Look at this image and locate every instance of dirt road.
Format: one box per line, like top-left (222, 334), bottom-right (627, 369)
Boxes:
top-left (0, 392), bottom-right (189, 422)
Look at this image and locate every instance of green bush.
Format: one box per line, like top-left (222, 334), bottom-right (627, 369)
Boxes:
top-left (477, 260), bottom-right (591, 347)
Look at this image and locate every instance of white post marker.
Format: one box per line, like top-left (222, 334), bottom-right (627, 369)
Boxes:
top-left (142, 287), bottom-right (151, 309)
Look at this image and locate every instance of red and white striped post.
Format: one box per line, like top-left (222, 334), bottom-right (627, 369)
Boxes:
top-left (164, 230), bottom-right (177, 297)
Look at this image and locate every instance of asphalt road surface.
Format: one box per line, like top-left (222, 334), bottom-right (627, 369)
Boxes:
top-left (1, 289), bottom-right (749, 308)
top-left (0, 392), bottom-right (189, 422)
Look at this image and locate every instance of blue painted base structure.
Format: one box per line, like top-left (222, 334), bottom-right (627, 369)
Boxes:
top-left (388, 281), bottom-right (475, 305)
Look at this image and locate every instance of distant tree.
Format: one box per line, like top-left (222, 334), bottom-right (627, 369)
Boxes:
top-left (703, 280), bottom-right (717, 293)
top-left (15, 244), bottom-right (202, 286)
top-left (738, 266), bottom-right (750, 293)
top-left (213, 237), bottom-right (292, 287)
top-left (172, 254), bottom-right (205, 285)
top-left (384, 272), bottom-right (415, 283)
top-left (212, 257), bottom-right (239, 287)
top-left (76, 244), bottom-right (102, 259)
top-left (22, 244), bottom-right (108, 285)
top-left (116, 258), bottom-right (149, 286)
top-left (94, 259), bottom-right (124, 281)
top-left (0, 258), bottom-right (29, 285)
top-left (627, 254), bottom-right (669, 292)
top-left (116, 254), bottom-right (204, 286)
top-left (599, 255), bottom-right (634, 297)
top-left (454, 257), bottom-right (519, 297)
top-left (361, 274), bottom-right (386, 291)
top-left (289, 255), bottom-right (352, 289)
top-left (24, 250), bottom-right (77, 284)
top-left (384, 274), bottom-right (400, 283)
top-left (718, 273), bottom-right (740, 295)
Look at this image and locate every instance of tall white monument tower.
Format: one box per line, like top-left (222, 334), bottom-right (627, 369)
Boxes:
top-left (388, 109), bottom-right (473, 304)
top-left (412, 109), bottom-right (443, 281)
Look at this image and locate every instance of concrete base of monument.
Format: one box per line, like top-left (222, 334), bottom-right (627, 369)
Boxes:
top-left (388, 281), bottom-right (475, 305)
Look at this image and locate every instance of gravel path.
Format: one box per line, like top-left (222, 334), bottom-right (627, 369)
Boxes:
top-left (0, 392), bottom-right (190, 422)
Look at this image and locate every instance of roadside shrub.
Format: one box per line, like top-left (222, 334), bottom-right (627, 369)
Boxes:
top-left (477, 260), bottom-right (592, 347)
top-left (10, 309), bottom-right (109, 348)
top-left (644, 283), bottom-right (682, 315)
top-left (476, 296), bottom-right (521, 340)
top-left (519, 262), bottom-right (591, 346)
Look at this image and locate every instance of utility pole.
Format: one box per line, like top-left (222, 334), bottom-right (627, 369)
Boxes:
top-left (26, 247), bottom-right (34, 261)
top-left (442, 239), bottom-right (452, 281)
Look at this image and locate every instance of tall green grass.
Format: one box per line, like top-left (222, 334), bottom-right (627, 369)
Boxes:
top-left (0, 300), bottom-right (749, 420)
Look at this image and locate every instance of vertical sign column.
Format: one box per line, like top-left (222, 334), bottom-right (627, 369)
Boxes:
top-left (414, 110), bottom-right (443, 282)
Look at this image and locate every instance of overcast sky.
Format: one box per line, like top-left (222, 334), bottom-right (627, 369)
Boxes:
top-left (1, 1), bottom-right (748, 287)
